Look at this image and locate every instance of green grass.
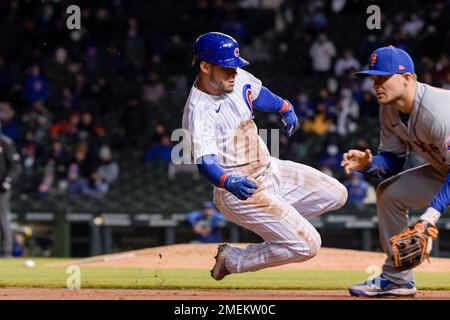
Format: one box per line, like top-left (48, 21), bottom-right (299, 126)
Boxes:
top-left (1, 258), bottom-right (449, 290)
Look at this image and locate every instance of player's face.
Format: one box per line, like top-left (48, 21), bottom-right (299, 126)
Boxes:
top-left (210, 65), bottom-right (237, 93)
top-left (370, 74), bottom-right (407, 104)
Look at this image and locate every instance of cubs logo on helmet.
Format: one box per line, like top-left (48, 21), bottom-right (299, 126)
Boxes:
top-left (242, 84), bottom-right (253, 113)
top-left (193, 32), bottom-right (249, 68)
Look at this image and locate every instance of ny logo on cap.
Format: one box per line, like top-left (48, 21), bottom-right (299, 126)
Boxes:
top-left (370, 54), bottom-right (378, 66)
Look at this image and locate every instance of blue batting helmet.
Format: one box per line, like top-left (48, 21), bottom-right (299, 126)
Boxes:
top-left (193, 32), bottom-right (249, 68)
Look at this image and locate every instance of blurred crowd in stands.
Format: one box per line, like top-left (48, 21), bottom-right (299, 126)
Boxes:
top-left (0, 0), bottom-right (449, 207)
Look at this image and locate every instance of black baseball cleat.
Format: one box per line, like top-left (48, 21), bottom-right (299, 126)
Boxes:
top-left (210, 243), bottom-right (231, 281)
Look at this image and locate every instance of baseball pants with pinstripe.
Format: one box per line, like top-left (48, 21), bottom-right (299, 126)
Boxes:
top-left (213, 157), bottom-right (348, 273)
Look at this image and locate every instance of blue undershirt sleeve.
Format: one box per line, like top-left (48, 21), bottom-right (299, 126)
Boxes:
top-left (252, 86), bottom-right (284, 113)
top-left (430, 172), bottom-right (450, 213)
top-left (361, 151), bottom-right (406, 179)
top-left (196, 154), bottom-right (228, 188)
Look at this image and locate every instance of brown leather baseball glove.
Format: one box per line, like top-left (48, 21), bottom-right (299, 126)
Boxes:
top-left (390, 220), bottom-right (439, 272)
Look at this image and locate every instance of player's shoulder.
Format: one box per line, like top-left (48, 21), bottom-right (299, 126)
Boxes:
top-left (413, 83), bottom-right (450, 138)
top-left (418, 82), bottom-right (450, 123)
top-left (236, 67), bottom-right (252, 78)
top-left (236, 68), bottom-right (259, 81)
top-left (235, 68), bottom-right (262, 95)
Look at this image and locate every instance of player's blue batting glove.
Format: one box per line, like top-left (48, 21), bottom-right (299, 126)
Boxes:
top-left (223, 175), bottom-right (258, 200)
top-left (279, 100), bottom-right (298, 137)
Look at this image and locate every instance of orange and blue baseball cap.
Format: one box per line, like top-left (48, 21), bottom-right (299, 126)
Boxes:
top-left (354, 46), bottom-right (415, 77)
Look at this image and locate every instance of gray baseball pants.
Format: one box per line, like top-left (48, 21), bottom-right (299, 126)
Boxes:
top-left (377, 164), bottom-right (446, 284)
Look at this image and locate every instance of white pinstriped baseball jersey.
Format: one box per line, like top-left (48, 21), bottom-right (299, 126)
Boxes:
top-left (182, 67), bottom-right (348, 275)
top-left (182, 68), bottom-right (270, 178)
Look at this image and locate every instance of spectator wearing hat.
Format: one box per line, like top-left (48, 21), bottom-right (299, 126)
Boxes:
top-left (185, 202), bottom-right (225, 244)
top-left (344, 172), bottom-right (370, 209)
top-left (23, 64), bottom-right (48, 105)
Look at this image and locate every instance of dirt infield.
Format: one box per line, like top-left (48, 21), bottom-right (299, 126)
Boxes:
top-left (51, 243), bottom-right (450, 272)
top-left (1, 288), bottom-right (450, 300)
top-left (3, 244), bottom-right (450, 300)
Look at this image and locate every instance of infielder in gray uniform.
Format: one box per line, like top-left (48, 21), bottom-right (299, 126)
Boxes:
top-left (341, 46), bottom-right (450, 297)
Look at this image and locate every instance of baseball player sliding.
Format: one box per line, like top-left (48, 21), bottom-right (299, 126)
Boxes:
top-left (342, 46), bottom-right (450, 297)
top-left (182, 32), bottom-right (347, 280)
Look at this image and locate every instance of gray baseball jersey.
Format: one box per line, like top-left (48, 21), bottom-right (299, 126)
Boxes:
top-left (379, 82), bottom-right (450, 175)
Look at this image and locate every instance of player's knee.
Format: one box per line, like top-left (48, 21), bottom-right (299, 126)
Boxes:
top-left (310, 232), bottom-right (322, 257)
top-left (336, 182), bottom-right (348, 209)
top-left (376, 181), bottom-right (409, 219)
top-left (306, 236), bottom-right (321, 258)
top-left (376, 182), bottom-right (386, 200)
top-left (292, 229), bottom-right (321, 258)
top-left (376, 182), bottom-right (396, 203)
top-left (328, 180), bottom-right (348, 210)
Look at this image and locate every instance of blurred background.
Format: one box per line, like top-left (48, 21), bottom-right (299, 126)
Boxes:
top-left (0, 0), bottom-right (449, 258)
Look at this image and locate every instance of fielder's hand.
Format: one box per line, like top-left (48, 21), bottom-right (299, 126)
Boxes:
top-left (279, 100), bottom-right (298, 137)
top-left (341, 149), bottom-right (373, 174)
top-left (223, 175), bottom-right (258, 200)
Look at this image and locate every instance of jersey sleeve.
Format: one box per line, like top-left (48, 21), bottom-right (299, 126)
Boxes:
top-left (190, 102), bottom-right (219, 161)
top-left (427, 116), bottom-right (450, 169)
top-left (238, 68), bottom-right (262, 100)
top-left (379, 106), bottom-right (408, 156)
